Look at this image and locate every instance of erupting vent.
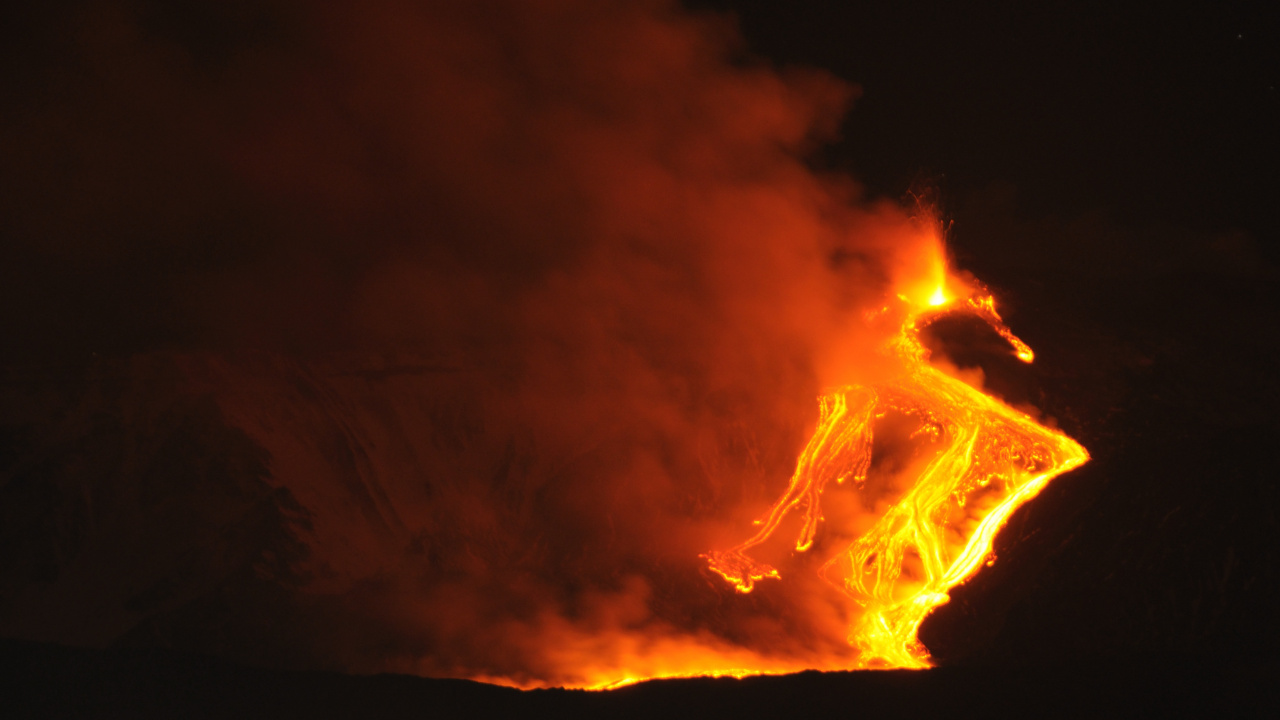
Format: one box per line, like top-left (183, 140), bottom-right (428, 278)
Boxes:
top-left (704, 249), bottom-right (1089, 669)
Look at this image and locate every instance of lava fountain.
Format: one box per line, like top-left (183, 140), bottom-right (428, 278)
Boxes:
top-left (703, 237), bottom-right (1090, 670)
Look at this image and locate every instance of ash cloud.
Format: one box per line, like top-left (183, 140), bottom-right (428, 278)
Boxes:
top-left (0, 0), bottom-right (937, 684)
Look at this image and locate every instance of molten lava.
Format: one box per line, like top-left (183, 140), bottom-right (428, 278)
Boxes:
top-left (704, 248), bottom-right (1089, 669)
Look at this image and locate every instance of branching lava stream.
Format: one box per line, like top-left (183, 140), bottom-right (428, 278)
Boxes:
top-left (704, 247), bottom-right (1090, 669)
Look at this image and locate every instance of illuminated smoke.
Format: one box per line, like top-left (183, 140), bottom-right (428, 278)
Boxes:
top-left (0, 0), bottom-right (1080, 687)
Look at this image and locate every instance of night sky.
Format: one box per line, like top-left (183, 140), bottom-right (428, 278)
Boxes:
top-left (3, 0), bottom-right (1280, 713)
top-left (712, 0), bottom-right (1278, 232)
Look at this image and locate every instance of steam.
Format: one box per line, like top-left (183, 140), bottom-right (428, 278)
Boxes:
top-left (1, 0), bottom-right (944, 685)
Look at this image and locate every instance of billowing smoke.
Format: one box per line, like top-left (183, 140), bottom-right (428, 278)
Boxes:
top-left (0, 0), bottom-right (942, 686)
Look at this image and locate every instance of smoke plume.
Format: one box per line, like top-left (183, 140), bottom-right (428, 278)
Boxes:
top-left (0, 0), bottom-right (944, 686)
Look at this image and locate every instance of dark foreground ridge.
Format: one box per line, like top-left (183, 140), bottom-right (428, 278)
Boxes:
top-left (4, 637), bottom-right (1276, 719)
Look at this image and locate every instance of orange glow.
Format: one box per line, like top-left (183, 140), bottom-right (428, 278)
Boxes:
top-left (454, 229), bottom-right (1090, 688)
top-left (702, 250), bottom-right (1088, 669)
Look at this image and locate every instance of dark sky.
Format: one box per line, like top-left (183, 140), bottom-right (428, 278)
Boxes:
top-left (704, 0), bottom-right (1279, 240)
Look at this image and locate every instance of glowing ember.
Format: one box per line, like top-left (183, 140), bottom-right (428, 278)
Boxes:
top-left (703, 241), bottom-right (1089, 669)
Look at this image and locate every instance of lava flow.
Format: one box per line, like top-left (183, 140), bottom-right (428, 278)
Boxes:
top-left (703, 243), bottom-right (1090, 669)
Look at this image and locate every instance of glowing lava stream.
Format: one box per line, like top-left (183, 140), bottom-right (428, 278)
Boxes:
top-left (703, 261), bottom-right (1090, 669)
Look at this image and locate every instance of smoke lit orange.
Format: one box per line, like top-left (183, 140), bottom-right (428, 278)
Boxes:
top-left (704, 241), bottom-right (1089, 669)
